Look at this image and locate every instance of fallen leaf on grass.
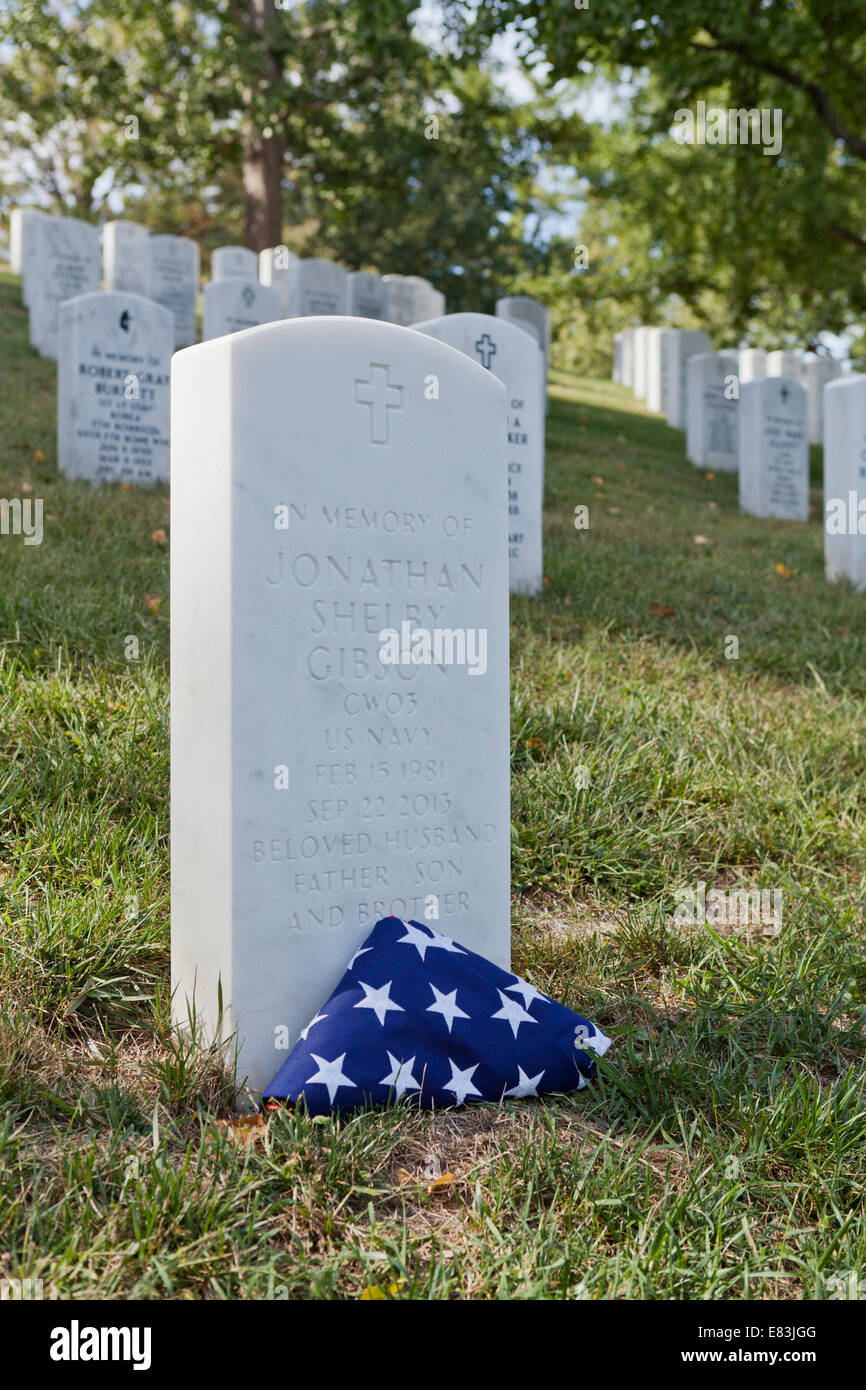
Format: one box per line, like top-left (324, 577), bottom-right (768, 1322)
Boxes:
top-left (650, 602), bottom-right (676, 618)
top-left (591, 475), bottom-right (604, 485)
top-left (694, 535), bottom-right (710, 545)
top-left (33, 450), bottom-right (45, 463)
top-left (144, 594), bottom-right (162, 612)
top-left (775, 562), bottom-right (792, 579)
top-left (608, 506), bottom-right (621, 515)
top-left (428, 1172), bottom-right (457, 1196)
top-left (151, 528), bottom-right (168, 546)
top-left (216, 1113), bottom-right (267, 1149)
top-left (20, 480), bottom-right (34, 493)
top-left (705, 472), bottom-right (715, 480)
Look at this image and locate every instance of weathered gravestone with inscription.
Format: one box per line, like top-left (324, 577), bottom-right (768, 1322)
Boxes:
top-left (212, 246), bottom-right (258, 281)
top-left (58, 292), bottom-right (171, 485)
top-left (102, 221), bottom-right (150, 295)
top-left (412, 312), bottom-right (544, 596)
top-left (148, 235), bottom-right (200, 348)
top-left (738, 376), bottom-right (808, 520)
top-left (347, 271), bottom-right (387, 320)
top-left (203, 279), bottom-right (280, 340)
top-left (259, 246), bottom-right (294, 316)
top-left (824, 375), bottom-right (866, 589)
top-left (686, 352), bottom-right (738, 469)
top-left (288, 259), bottom-right (348, 316)
top-left (28, 217), bottom-right (100, 359)
top-left (170, 316), bottom-right (511, 1092)
top-left (664, 330), bottom-right (712, 430)
top-left (804, 356), bottom-right (842, 445)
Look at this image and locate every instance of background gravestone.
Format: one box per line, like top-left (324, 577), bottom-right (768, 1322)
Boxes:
top-left (823, 375), bottom-right (866, 589)
top-left (102, 221), bottom-right (150, 295)
top-left (203, 279), bottom-right (281, 340)
top-left (739, 348), bottom-right (767, 383)
top-left (28, 216), bottom-right (100, 359)
top-left (685, 351), bottom-right (738, 469)
top-left (149, 234), bottom-right (200, 348)
top-left (738, 376), bottom-right (808, 520)
top-left (612, 331), bottom-right (623, 384)
top-left (11, 207), bottom-right (48, 305)
top-left (664, 329), bottom-right (712, 429)
top-left (287, 258), bottom-right (348, 316)
top-left (381, 273), bottom-right (421, 326)
top-left (804, 356), bottom-right (843, 445)
top-left (347, 270), bottom-right (387, 320)
top-left (413, 311), bottom-right (544, 596)
top-left (212, 246), bottom-right (258, 281)
top-left (645, 327), bottom-right (673, 414)
top-left (620, 327), bottom-right (635, 389)
top-left (766, 350), bottom-right (802, 382)
top-left (631, 326), bottom-right (650, 400)
top-left (495, 295), bottom-right (550, 413)
top-left (259, 246), bottom-right (294, 316)
top-left (58, 291), bottom-right (171, 485)
top-left (170, 316), bottom-right (511, 1093)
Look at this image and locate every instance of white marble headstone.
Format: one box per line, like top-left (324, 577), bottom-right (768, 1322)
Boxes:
top-left (347, 271), bottom-right (387, 320)
top-left (738, 376), bottom-right (808, 520)
top-left (148, 235), bottom-right (200, 348)
top-left (259, 246), bottom-right (294, 316)
top-left (381, 274), bottom-right (421, 326)
top-left (620, 327), bottom-right (635, 389)
top-left (212, 246), bottom-right (258, 282)
top-left (804, 357), bottom-right (842, 445)
top-left (11, 208), bottom-right (48, 305)
top-left (645, 328), bottom-right (673, 414)
top-left (58, 291), bottom-right (172, 485)
top-left (495, 295), bottom-right (551, 412)
top-left (739, 349), bottom-right (767, 384)
top-left (612, 331), bottom-right (623, 384)
top-left (766, 350), bottom-right (802, 382)
top-left (102, 221), bottom-right (150, 296)
top-left (823, 375), bottom-right (866, 588)
top-left (288, 258), bottom-right (348, 316)
top-left (412, 311), bottom-right (544, 596)
top-left (170, 316), bottom-right (511, 1093)
top-left (664, 330), bottom-right (712, 429)
top-left (28, 217), bottom-right (100, 359)
top-left (203, 279), bottom-right (281, 340)
top-left (632, 326), bottom-right (650, 400)
top-left (685, 352), bottom-right (738, 468)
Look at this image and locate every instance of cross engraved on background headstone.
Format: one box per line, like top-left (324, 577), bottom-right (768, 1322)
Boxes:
top-left (354, 363), bottom-right (403, 443)
top-left (475, 333), bottom-right (497, 369)
top-left (780, 384), bottom-right (789, 402)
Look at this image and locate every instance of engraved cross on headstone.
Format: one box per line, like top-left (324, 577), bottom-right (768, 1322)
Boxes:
top-left (475, 333), bottom-right (497, 370)
top-left (354, 363), bottom-right (403, 444)
top-left (780, 384), bottom-right (789, 402)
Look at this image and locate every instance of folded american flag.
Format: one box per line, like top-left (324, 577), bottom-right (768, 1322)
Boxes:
top-left (263, 916), bottom-right (610, 1114)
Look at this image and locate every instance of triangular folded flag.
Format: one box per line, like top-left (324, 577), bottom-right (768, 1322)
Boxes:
top-left (263, 916), bottom-right (611, 1114)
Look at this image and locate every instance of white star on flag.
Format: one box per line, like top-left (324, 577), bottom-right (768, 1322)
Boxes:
top-left (380, 1052), bottom-right (421, 1098)
top-left (491, 988), bottom-right (537, 1038)
top-left (305, 1052), bottom-right (356, 1103)
top-left (505, 977), bottom-right (547, 1010)
top-left (354, 980), bottom-right (405, 1027)
top-left (443, 1059), bottom-right (481, 1105)
top-left (396, 921), bottom-right (465, 961)
top-left (426, 983), bottom-right (470, 1033)
top-left (347, 945), bottom-right (372, 971)
top-left (503, 1066), bottom-right (545, 1098)
top-left (299, 1012), bottom-right (327, 1041)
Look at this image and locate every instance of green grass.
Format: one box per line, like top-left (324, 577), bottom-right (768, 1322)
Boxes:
top-left (1, 268), bottom-right (865, 1300)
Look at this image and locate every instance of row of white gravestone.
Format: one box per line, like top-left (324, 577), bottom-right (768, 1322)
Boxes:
top-left (615, 326), bottom-right (866, 581)
top-left (54, 288), bottom-right (546, 593)
top-left (11, 208), bottom-right (451, 355)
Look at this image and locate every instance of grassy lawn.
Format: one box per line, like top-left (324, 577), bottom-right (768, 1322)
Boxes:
top-left (1, 266), bottom-right (865, 1300)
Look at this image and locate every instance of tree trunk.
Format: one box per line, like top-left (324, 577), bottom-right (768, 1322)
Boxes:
top-left (243, 0), bottom-right (285, 250)
top-left (243, 129), bottom-right (285, 250)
